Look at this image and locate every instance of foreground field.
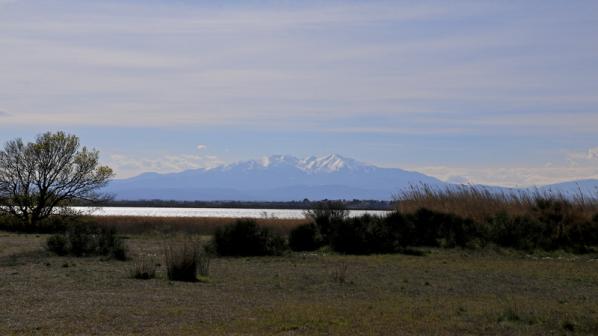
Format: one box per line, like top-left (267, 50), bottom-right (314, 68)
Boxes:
top-left (1, 233), bottom-right (597, 335)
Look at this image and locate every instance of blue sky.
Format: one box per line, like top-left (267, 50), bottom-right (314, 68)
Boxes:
top-left (1, 0), bottom-right (597, 186)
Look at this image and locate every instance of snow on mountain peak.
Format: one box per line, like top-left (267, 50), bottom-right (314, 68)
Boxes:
top-left (299, 154), bottom-right (364, 173)
top-left (223, 154), bottom-right (367, 173)
top-left (259, 155), bottom-right (299, 167)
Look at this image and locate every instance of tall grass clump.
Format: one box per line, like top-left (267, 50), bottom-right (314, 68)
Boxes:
top-left (212, 219), bottom-right (287, 256)
top-left (129, 256), bottom-right (157, 280)
top-left (164, 240), bottom-right (210, 282)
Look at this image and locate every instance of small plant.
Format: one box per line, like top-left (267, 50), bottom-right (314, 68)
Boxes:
top-left (330, 263), bottom-right (348, 284)
top-left (164, 240), bottom-right (209, 282)
top-left (497, 307), bottom-right (521, 323)
top-left (197, 251), bottom-right (210, 277)
top-left (562, 320), bottom-right (575, 332)
top-left (129, 257), bottom-right (157, 280)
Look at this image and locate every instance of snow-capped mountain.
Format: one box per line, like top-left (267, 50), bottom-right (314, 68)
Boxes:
top-left (220, 154), bottom-right (367, 173)
top-left (105, 154), bottom-right (444, 201)
top-left (104, 154), bottom-right (598, 201)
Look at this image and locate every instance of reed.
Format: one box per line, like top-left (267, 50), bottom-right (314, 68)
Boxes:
top-left (395, 184), bottom-right (598, 223)
top-left (92, 216), bottom-right (308, 235)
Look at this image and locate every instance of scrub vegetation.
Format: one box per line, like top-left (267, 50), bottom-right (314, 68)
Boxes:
top-left (1, 187), bottom-right (598, 334)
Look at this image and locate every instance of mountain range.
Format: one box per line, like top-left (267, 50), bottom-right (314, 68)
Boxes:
top-left (104, 154), bottom-right (598, 201)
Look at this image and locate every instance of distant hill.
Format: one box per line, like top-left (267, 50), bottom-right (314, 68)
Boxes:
top-left (104, 154), bottom-right (598, 201)
top-left (535, 179), bottom-right (598, 197)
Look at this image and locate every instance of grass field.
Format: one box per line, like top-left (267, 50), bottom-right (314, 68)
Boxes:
top-left (1, 232), bottom-right (597, 335)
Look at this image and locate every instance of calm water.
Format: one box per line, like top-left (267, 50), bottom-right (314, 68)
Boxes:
top-left (72, 207), bottom-right (389, 219)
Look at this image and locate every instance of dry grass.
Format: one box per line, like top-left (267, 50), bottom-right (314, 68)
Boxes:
top-left (1, 232), bottom-right (597, 335)
top-left (129, 256), bottom-right (157, 280)
top-left (395, 184), bottom-right (598, 223)
top-left (92, 216), bottom-right (308, 236)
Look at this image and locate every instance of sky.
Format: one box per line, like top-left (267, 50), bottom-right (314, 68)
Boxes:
top-left (1, 0), bottom-right (597, 186)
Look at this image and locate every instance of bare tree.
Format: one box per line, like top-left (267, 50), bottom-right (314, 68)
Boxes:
top-left (0, 131), bottom-right (113, 226)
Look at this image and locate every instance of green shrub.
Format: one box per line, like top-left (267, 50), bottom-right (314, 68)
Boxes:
top-left (65, 221), bottom-right (99, 257)
top-left (485, 201), bottom-right (598, 252)
top-left (289, 223), bottom-right (322, 251)
top-left (489, 213), bottom-right (546, 250)
top-left (304, 201), bottom-right (349, 243)
top-left (327, 209), bottom-right (483, 254)
top-left (384, 211), bottom-right (416, 248)
top-left (164, 240), bottom-right (209, 282)
top-left (559, 216), bottom-right (598, 253)
top-left (46, 221), bottom-right (128, 259)
top-left (329, 214), bottom-right (399, 254)
top-left (0, 215), bottom-right (21, 232)
top-left (404, 209), bottom-right (475, 247)
top-left (323, 204), bottom-right (598, 255)
top-left (97, 226), bottom-right (128, 260)
top-left (213, 219), bottom-right (287, 256)
top-left (328, 215), bottom-right (370, 254)
top-left (46, 234), bottom-right (68, 256)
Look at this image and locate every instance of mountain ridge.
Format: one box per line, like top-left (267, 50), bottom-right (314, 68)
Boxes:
top-left (104, 154), bottom-right (598, 201)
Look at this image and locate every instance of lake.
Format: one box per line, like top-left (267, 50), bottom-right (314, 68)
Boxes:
top-left (72, 207), bottom-right (390, 219)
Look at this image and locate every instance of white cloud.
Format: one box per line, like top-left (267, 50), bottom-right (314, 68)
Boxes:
top-left (196, 144), bottom-right (207, 151)
top-left (567, 147), bottom-right (598, 163)
top-left (410, 165), bottom-right (598, 188)
top-left (0, 1), bottom-right (596, 136)
top-left (446, 175), bottom-right (471, 184)
top-left (587, 147), bottom-right (598, 160)
top-left (107, 152), bottom-right (225, 178)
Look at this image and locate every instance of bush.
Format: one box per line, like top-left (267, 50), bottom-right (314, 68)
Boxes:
top-left (321, 204), bottom-right (598, 255)
top-left (329, 214), bottom-right (400, 255)
top-left (46, 234), bottom-right (68, 256)
top-left (289, 223), bottom-right (322, 251)
top-left (304, 201), bottom-right (349, 243)
top-left (384, 211), bottom-right (416, 248)
top-left (164, 240), bottom-right (209, 282)
top-left (46, 221), bottom-right (128, 259)
top-left (328, 216), bottom-right (370, 254)
top-left (213, 219), bottom-right (287, 256)
top-left (96, 226), bottom-right (128, 260)
top-left (485, 201), bottom-right (598, 252)
top-left (403, 209), bottom-right (475, 248)
top-left (0, 215), bottom-right (22, 232)
top-left (327, 209), bottom-right (483, 254)
top-left (489, 213), bottom-right (546, 250)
